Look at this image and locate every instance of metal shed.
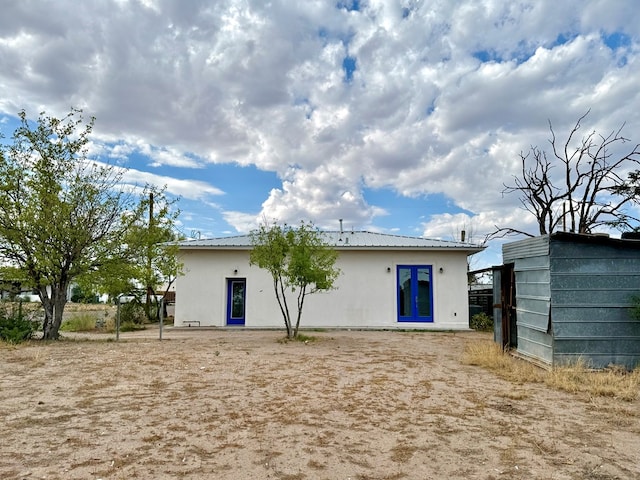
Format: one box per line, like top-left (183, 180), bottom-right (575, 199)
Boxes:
top-left (493, 232), bottom-right (640, 369)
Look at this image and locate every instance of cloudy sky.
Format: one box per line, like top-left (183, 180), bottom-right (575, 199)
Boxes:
top-left (1, 0), bottom-right (639, 267)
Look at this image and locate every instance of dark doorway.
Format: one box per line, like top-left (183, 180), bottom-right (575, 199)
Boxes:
top-left (226, 278), bottom-right (246, 325)
top-left (500, 263), bottom-right (517, 348)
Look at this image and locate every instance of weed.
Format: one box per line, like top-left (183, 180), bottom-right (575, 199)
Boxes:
top-left (277, 333), bottom-right (317, 343)
top-left (0, 302), bottom-right (39, 343)
top-left (60, 314), bottom-right (96, 332)
top-left (470, 312), bottom-right (493, 331)
top-left (119, 320), bottom-right (146, 332)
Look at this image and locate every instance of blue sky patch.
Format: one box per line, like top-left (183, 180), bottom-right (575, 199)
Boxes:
top-left (553, 32), bottom-right (578, 47)
top-left (472, 50), bottom-right (499, 63)
top-left (363, 187), bottom-right (473, 236)
top-left (342, 56), bottom-right (357, 82)
top-left (336, 0), bottom-right (360, 12)
top-left (602, 31), bottom-right (631, 50)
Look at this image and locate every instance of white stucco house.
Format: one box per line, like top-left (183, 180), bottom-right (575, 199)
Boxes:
top-left (174, 231), bottom-right (484, 330)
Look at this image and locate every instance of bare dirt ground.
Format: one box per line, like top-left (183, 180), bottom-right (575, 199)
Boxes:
top-left (1, 329), bottom-right (638, 480)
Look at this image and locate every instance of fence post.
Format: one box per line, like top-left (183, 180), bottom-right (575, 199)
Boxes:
top-left (159, 297), bottom-right (164, 341)
top-left (116, 295), bottom-right (121, 342)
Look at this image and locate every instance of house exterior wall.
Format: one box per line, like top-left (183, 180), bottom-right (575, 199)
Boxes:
top-left (175, 248), bottom-right (471, 330)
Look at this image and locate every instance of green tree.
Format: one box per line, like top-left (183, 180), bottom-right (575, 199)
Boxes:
top-left (104, 187), bottom-right (181, 320)
top-left (249, 221), bottom-right (340, 339)
top-left (131, 187), bottom-right (182, 322)
top-left (76, 186), bottom-right (183, 322)
top-left (0, 109), bottom-right (138, 339)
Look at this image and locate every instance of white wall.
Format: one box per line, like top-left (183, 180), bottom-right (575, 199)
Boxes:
top-left (175, 248), bottom-right (471, 330)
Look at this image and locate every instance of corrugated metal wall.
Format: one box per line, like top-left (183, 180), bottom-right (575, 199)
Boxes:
top-left (498, 236), bottom-right (553, 365)
top-left (550, 239), bottom-right (640, 369)
top-left (503, 235), bottom-right (549, 264)
top-left (513, 250), bottom-right (553, 366)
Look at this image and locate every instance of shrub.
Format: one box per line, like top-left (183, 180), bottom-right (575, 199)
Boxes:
top-left (103, 316), bottom-right (116, 333)
top-left (60, 314), bottom-right (96, 332)
top-left (70, 285), bottom-right (100, 303)
top-left (470, 312), bottom-right (493, 331)
top-left (118, 301), bottom-right (147, 325)
top-left (0, 303), bottom-right (39, 343)
top-left (119, 320), bottom-right (146, 332)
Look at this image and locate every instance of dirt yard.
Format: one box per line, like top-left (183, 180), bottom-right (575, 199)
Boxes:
top-left (1, 329), bottom-right (638, 480)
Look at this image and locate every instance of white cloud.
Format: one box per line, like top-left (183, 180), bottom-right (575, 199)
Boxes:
top-left (221, 211), bottom-right (261, 234)
top-left (258, 164), bottom-right (386, 231)
top-left (121, 168), bottom-right (224, 201)
top-left (1, 0), bottom-right (639, 249)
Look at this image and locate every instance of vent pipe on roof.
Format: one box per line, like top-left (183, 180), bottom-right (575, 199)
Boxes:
top-left (339, 219), bottom-right (343, 234)
top-left (461, 230), bottom-right (466, 242)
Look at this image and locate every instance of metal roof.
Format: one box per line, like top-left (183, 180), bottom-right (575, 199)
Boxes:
top-left (177, 231), bottom-right (484, 253)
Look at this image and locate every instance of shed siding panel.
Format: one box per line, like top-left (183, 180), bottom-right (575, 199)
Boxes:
top-left (552, 289), bottom-right (634, 306)
top-left (550, 240), bottom-right (640, 369)
top-left (515, 326), bottom-right (553, 365)
top-left (553, 306), bottom-right (634, 323)
top-left (552, 274), bottom-right (640, 290)
top-left (553, 258), bottom-right (640, 274)
top-left (513, 255), bottom-right (552, 362)
top-left (554, 351), bottom-right (640, 367)
top-left (552, 319), bottom-right (640, 337)
top-left (503, 235), bottom-right (549, 264)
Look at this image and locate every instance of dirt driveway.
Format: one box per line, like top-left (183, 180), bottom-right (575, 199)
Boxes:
top-left (1, 329), bottom-right (638, 480)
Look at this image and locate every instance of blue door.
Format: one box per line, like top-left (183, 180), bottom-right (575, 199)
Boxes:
top-left (397, 265), bottom-right (433, 322)
top-left (226, 279), bottom-right (246, 325)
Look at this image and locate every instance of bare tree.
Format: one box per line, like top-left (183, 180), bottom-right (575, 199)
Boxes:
top-left (498, 111), bottom-right (640, 237)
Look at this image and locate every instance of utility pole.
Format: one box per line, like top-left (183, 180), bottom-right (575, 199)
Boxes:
top-left (146, 192), bottom-right (154, 319)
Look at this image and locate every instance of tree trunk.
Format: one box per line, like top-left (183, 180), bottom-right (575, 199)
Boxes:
top-left (293, 286), bottom-right (307, 339)
top-left (41, 294), bottom-right (56, 340)
top-left (41, 284), bottom-right (68, 340)
top-left (273, 277), bottom-right (292, 338)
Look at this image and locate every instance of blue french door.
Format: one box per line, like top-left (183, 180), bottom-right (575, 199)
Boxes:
top-left (397, 265), bottom-right (433, 322)
top-left (226, 279), bottom-right (246, 325)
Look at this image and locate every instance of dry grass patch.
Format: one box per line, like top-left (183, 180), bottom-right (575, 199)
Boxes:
top-left (462, 341), bottom-right (545, 384)
top-left (548, 360), bottom-right (640, 401)
top-left (390, 443), bottom-right (418, 463)
top-left (463, 340), bottom-right (640, 401)
top-left (60, 313), bottom-right (96, 332)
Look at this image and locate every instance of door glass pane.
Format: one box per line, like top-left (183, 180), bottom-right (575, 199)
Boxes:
top-left (398, 267), bottom-right (412, 317)
top-left (416, 267), bottom-right (431, 317)
top-left (231, 281), bottom-right (245, 318)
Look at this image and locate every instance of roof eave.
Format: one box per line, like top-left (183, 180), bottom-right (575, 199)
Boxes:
top-left (179, 245), bottom-right (485, 253)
